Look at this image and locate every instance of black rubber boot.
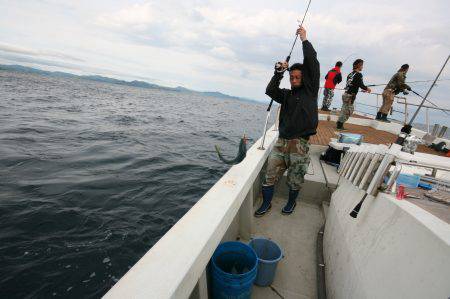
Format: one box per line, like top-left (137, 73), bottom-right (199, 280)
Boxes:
top-left (336, 121), bottom-right (344, 130)
top-left (254, 185), bottom-right (274, 217)
top-left (380, 113), bottom-right (391, 123)
top-left (375, 112), bottom-right (382, 120)
top-left (282, 189), bottom-right (299, 214)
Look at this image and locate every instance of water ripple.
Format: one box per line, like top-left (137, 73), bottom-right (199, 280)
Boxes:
top-left (0, 70), bottom-right (271, 298)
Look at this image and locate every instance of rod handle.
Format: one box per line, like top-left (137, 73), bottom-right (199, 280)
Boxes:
top-left (267, 99), bottom-right (274, 112)
top-left (349, 194), bottom-right (367, 218)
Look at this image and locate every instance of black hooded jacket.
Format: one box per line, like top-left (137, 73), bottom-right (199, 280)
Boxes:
top-left (265, 40), bottom-right (320, 139)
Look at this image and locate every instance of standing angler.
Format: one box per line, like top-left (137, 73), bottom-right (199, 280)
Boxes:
top-left (336, 59), bottom-right (371, 130)
top-left (376, 64), bottom-right (411, 122)
top-left (255, 26), bottom-right (320, 217)
top-left (321, 61), bottom-right (343, 111)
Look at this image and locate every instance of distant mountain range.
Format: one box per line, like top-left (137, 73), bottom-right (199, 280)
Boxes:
top-left (0, 64), bottom-right (258, 103)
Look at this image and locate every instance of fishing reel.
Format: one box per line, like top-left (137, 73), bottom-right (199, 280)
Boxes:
top-left (275, 61), bottom-right (288, 73)
top-left (403, 86), bottom-right (412, 95)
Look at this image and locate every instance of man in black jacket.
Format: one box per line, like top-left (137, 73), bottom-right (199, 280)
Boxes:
top-left (336, 59), bottom-right (371, 130)
top-left (255, 26), bottom-right (320, 217)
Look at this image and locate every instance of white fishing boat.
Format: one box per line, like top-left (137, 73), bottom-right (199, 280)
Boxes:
top-left (102, 95), bottom-right (450, 299)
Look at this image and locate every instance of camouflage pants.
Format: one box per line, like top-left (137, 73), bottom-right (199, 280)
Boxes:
top-left (264, 138), bottom-right (310, 190)
top-left (321, 88), bottom-right (334, 109)
top-left (338, 93), bottom-right (354, 124)
top-left (379, 89), bottom-right (394, 114)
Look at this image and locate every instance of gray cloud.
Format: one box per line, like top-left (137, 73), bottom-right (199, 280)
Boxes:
top-left (0, 0), bottom-right (449, 125)
top-left (0, 43), bottom-right (85, 63)
top-left (0, 53), bottom-right (82, 71)
top-left (93, 1), bottom-right (450, 77)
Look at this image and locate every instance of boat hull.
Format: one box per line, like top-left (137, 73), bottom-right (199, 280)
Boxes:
top-left (324, 179), bottom-right (450, 298)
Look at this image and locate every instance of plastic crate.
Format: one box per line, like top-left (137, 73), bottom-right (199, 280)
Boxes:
top-left (396, 173), bottom-right (420, 188)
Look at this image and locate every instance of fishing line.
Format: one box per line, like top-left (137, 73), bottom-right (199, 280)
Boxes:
top-left (407, 55), bottom-right (449, 126)
top-left (286, 0), bottom-right (312, 63)
top-left (410, 90), bottom-right (450, 116)
top-left (342, 53), bottom-right (357, 64)
top-left (396, 54), bottom-right (450, 144)
top-left (367, 78), bottom-right (450, 87)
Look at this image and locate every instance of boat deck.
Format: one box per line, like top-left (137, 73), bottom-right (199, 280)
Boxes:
top-left (251, 146), bottom-right (328, 299)
top-left (406, 196), bottom-right (450, 224)
top-left (252, 198), bottom-right (324, 299)
top-left (318, 109), bottom-right (372, 119)
top-left (401, 187), bottom-right (450, 224)
top-left (310, 119), bottom-right (444, 156)
top-left (250, 143), bottom-right (448, 299)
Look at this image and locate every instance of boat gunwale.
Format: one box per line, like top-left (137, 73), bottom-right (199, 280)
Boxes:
top-left (103, 125), bottom-right (279, 299)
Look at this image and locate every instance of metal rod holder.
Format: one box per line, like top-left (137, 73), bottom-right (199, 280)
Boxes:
top-left (258, 112), bottom-right (271, 150)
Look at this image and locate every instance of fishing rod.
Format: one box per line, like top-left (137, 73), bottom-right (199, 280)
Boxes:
top-left (342, 53), bottom-right (357, 64)
top-left (286, 0), bottom-right (312, 63)
top-left (259, 0), bottom-right (312, 150)
top-left (410, 90), bottom-right (450, 117)
top-left (367, 78), bottom-right (450, 87)
top-left (396, 54), bottom-right (450, 145)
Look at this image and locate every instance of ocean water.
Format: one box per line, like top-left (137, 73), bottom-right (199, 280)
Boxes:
top-left (0, 71), bottom-right (273, 298)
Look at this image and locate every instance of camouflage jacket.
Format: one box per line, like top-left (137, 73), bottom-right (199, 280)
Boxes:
top-left (385, 71), bottom-right (411, 94)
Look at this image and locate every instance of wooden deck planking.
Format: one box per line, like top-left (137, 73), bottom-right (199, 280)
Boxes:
top-left (311, 119), bottom-right (445, 156)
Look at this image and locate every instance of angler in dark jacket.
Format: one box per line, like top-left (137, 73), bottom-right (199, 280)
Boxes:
top-left (376, 64), bottom-right (411, 122)
top-left (321, 61), bottom-right (343, 111)
top-left (255, 26), bottom-right (320, 217)
top-left (336, 59), bottom-right (371, 130)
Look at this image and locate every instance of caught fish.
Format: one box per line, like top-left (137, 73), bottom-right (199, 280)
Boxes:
top-left (215, 135), bottom-right (249, 165)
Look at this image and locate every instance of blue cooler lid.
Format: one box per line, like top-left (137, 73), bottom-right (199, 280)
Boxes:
top-left (338, 133), bottom-right (364, 145)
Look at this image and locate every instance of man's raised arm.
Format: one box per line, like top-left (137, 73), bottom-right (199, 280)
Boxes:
top-left (297, 26), bottom-right (320, 94)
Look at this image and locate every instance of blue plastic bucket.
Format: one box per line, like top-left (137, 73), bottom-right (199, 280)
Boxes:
top-left (249, 238), bottom-right (283, 286)
top-left (211, 241), bottom-right (258, 299)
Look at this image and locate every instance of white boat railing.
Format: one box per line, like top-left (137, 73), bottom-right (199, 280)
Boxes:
top-left (338, 143), bottom-right (450, 196)
top-left (103, 126), bottom-right (279, 299)
top-left (337, 143), bottom-right (387, 194)
top-left (320, 113), bottom-right (450, 146)
top-left (320, 86), bottom-right (450, 128)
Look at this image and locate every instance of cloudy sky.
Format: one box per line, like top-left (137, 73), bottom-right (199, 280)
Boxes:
top-left (1, 0), bottom-right (449, 124)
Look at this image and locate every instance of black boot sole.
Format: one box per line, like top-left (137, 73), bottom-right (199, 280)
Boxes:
top-left (254, 203), bottom-right (272, 217)
top-left (281, 202), bottom-right (297, 215)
